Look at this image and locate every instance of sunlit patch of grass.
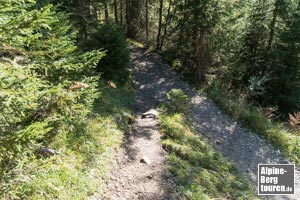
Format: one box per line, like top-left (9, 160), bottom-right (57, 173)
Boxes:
top-left (3, 81), bottom-right (134, 199)
top-left (159, 93), bottom-right (257, 199)
top-left (127, 39), bottom-right (145, 48)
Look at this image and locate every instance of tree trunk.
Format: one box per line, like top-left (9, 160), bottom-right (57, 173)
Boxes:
top-left (156, 0), bottom-right (163, 51)
top-left (126, 0), bottom-right (140, 39)
top-left (194, 30), bottom-right (207, 86)
top-left (192, 0), bottom-right (200, 59)
top-left (114, 0), bottom-right (119, 22)
top-left (76, 0), bottom-right (88, 48)
top-left (193, 0), bottom-right (207, 86)
top-left (145, 0), bottom-right (149, 40)
top-left (120, 0), bottom-right (123, 25)
top-left (268, 0), bottom-right (279, 49)
top-left (177, 0), bottom-right (187, 48)
top-left (126, 0), bottom-right (130, 37)
top-left (160, 0), bottom-right (172, 50)
top-left (104, 1), bottom-right (109, 22)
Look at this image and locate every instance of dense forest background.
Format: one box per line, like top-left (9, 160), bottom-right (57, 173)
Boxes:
top-left (115, 0), bottom-right (299, 115)
top-left (11, 0), bottom-right (299, 114)
top-left (0, 0), bottom-right (299, 199)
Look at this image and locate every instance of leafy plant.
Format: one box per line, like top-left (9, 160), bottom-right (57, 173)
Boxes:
top-left (262, 106), bottom-right (278, 119)
top-left (289, 112), bottom-right (300, 132)
top-left (248, 75), bottom-right (270, 98)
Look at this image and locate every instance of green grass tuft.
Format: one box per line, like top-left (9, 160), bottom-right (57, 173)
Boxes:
top-left (127, 39), bottom-right (145, 48)
top-left (159, 89), bottom-right (257, 199)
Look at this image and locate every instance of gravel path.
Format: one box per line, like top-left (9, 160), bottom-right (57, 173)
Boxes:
top-left (102, 46), bottom-right (300, 200)
top-left (100, 47), bottom-right (180, 200)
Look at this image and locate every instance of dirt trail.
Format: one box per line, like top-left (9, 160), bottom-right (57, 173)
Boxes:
top-left (102, 46), bottom-right (300, 200)
top-left (101, 47), bottom-right (180, 200)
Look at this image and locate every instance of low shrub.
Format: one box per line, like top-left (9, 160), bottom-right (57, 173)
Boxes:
top-left (164, 89), bottom-right (191, 114)
top-left (87, 21), bottom-right (130, 85)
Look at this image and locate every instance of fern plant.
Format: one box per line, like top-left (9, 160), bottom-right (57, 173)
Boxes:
top-left (289, 112), bottom-right (300, 132)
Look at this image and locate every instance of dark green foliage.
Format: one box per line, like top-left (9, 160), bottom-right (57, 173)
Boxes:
top-left (267, 1), bottom-right (300, 113)
top-left (239, 1), bottom-right (271, 79)
top-left (164, 89), bottom-right (191, 114)
top-left (87, 21), bottom-right (130, 85)
top-left (235, 0), bottom-right (300, 114)
top-left (141, 0), bottom-right (299, 115)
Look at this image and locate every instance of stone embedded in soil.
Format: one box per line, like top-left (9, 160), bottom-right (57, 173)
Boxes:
top-left (141, 109), bottom-right (158, 119)
top-left (146, 174), bottom-right (153, 179)
top-left (215, 139), bottom-right (221, 145)
top-left (140, 156), bottom-right (152, 165)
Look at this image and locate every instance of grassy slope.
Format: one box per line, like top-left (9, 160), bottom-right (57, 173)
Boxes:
top-left (204, 82), bottom-right (300, 163)
top-left (159, 91), bottom-right (257, 200)
top-left (3, 81), bottom-right (134, 199)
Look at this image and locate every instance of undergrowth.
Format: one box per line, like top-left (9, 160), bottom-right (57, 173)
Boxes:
top-left (161, 50), bottom-right (300, 163)
top-left (204, 81), bottom-right (300, 163)
top-left (88, 21), bottom-right (130, 86)
top-left (159, 89), bottom-right (257, 200)
top-left (1, 81), bottom-right (134, 199)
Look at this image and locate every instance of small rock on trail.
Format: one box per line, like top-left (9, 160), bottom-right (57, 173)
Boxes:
top-left (141, 109), bottom-right (159, 119)
top-left (140, 156), bottom-right (152, 165)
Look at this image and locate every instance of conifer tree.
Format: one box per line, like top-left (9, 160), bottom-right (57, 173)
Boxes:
top-left (268, 0), bottom-right (300, 113)
top-left (0, 0), bottom-right (105, 181)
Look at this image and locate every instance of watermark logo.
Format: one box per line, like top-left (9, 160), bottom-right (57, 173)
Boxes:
top-left (258, 164), bottom-right (295, 195)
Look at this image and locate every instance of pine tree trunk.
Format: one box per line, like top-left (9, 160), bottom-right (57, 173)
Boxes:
top-left (76, 0), bottom-right (88, 48)
top-left (156, 0), bottom-right (163, 51)
top-left (145, 0), bottom-right (149, 40)
top-left (126, 0), bottom-right (140, 39)
top-left (177, 0), bottom-right (187, 49)
top-left (194, 30), bottom-right (207, 86)
top-left (160, 0), bottom-right (172, 50)
top-left (268, 0), bottom-right (279, 49)
top-left (104, 1), bottom-right (109, 22)
top-left (114, 0), bottom-right (119, 22)
top-left (120, 0), bottom-right (123, 25)
top-left (193, 0), bottom-right (207, 86)
top-left (192, 0), bottom-right (200, 60)
top-left (126, 0), bottom-right (131, 37)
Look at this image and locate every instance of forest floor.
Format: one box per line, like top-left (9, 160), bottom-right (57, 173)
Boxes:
top-left (101, 46), bottom-right (300, 200)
